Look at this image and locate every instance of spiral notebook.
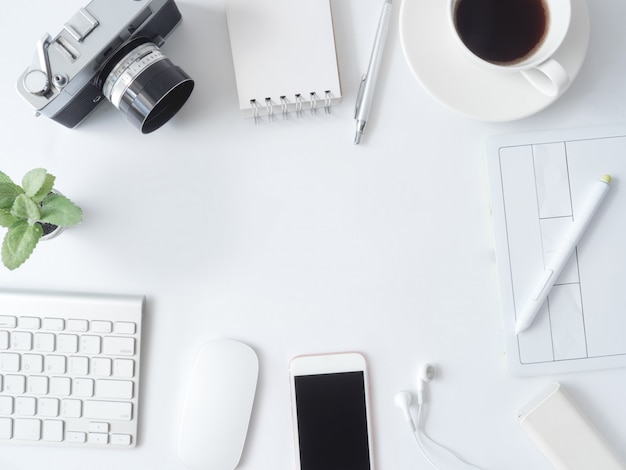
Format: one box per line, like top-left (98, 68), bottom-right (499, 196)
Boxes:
top-left (226, 0), bottom-right (342, 120)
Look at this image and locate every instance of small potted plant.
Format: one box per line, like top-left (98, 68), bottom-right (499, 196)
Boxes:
top-left (0, 168), bottom-right (83, 270)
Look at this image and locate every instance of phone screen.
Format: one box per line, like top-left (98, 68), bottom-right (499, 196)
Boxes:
top-left (293, 371), bottom-right (371, 470)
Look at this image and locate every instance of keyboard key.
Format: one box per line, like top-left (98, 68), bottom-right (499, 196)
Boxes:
top-left (88, 432), bottom-right (109, 444)
top-left (34, 333), bottom-right (55, 352)
top-left (91, 321), bottom-right (112, 334)
top-left (66, 431), bottom-right (86, 443)
top-left (11, 331), bottom-right (32, 351)
top-left (5, 375), bottom-right (26, 394)
top-left (114, 322), bottom-right (136, 335)
top-left (111, 433), bottom-right (132, 446)
top-left (42, 318), bottom-right (64, 331)
top-left (18, 316), bottom-right (41, 330)
top-left (0, 397), bottom-right (13, 415)
top-left (15, 397), bottom-right (37, 416)
top-left (91, 358), bottom-right (112, 377)
top-left (80, 335), bottom-right (101, 355)
top-left (103, 337), bottom-right (135, 356)
top-left (61, 399), bottom-right (82, 418)
top-left (14, 418), bottom-right (41, 440)
top-left (66, 319), bottom-right (88, 332)
top-left (0, 316), bottom-right (17, 328)
top-left (42, 419), bottom-right (64, 442)
top-left (38, 398), bottom-right (60, 417)
top-left (23, 354), bottom-right (44, 373)
top-left (0, 331), bottom-right (9, 350)
top-left (89, 422), bottom-right (109, 433)
top-left (73, 378), bottom-right (94, 398)
top-left (50, 377), bottom-right (71, 396)
top-left (96, 379), bottom-right (134, 399)
top-left (68, 356), bottom-right (89, 375)
top-left (45, 355), bottom-right (66, 374)
top-left (113, 359), bottom-right (135, 378)
top-left (0, 352), bottom-right (20, 372)
top-left (84, 400), bottom-right (132, 421)
top-left (27, 376), bottom-right (49, 395)
top-left (0, 418), bottom-right (12, 439)
top-left (57, 334), bottom-right (78, 353)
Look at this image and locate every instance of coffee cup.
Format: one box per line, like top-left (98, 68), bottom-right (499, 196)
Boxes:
top-left (448, 0), bottom-right (571, 96)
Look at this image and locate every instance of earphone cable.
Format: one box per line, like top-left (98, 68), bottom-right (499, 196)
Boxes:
top-left (414, 404), bottom-right (486, 470)
top-left (409, 415), bottom-right (443, 470)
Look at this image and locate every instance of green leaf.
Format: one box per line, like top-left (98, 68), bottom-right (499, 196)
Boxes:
top-left (39, 193), bottom-right (82, 227)
top-left (0, 209), bottom-right (17, 228)
top-left (0, 171), bottom-right (14, 184)
top-left (1, 220), bottom-right (42, 270)
top-left (22, 169), bottom-right (55, 203)
top-left (10, 194), bottom-right (41, 222)
top-left (0, 182), bottom-right (24, 210)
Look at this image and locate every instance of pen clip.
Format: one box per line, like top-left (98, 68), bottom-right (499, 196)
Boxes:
top-left (354, 74), bottom-right (367, 118)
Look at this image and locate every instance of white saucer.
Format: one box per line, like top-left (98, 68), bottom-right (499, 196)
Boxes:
top-left (399, 0), bottom-right (590, 122)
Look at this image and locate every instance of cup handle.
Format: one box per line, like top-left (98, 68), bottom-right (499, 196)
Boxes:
top-left (521, 58), bottom-right (570, 97)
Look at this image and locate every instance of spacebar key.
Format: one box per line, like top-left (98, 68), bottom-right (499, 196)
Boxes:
top-left (84, 400), bottom-right (133, 421)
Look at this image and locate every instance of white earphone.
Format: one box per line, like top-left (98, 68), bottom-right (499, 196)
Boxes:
top-left (393, 391), bottom-right (415, 430)
top-left (394, 363), bottom-right (434, 431)
top-left (394, 364), bottom-right (484, 470)
top-left (416, 363), bottom-right (435, 405)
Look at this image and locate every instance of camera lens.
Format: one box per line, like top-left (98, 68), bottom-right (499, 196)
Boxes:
top-left (101, 39), bottom-right (194, 134)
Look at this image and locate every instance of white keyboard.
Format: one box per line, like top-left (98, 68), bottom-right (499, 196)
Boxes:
top-left (0, 290), bottom-right (144, 448)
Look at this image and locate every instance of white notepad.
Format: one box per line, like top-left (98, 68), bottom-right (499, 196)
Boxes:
top-left (226, 0), bottom-right (342, 119)
top-left (486, 124), bottom-right (626, 376)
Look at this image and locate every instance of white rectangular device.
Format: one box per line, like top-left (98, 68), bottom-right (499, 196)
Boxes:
top-left (289, 352), bottom-right (375, 470)
top-left (0, 289), bottom-right (144, 448)
top-left (518, 382), bottom-right (625, 470)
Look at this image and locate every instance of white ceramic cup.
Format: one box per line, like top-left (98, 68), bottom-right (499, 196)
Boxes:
top-left (448, 0), bottom-right (571, 96)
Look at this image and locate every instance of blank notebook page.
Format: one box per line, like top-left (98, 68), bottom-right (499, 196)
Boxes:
top-left (226, 0), bottom-right (342, 117)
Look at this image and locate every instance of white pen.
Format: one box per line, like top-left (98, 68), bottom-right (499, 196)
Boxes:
top-left (515, 174), bottom-right (612, 335)
top-left (354, 0), bottom-right (393, 144)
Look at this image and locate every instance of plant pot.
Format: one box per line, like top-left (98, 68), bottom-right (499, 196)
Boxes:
top-left (38, 189), bottom-right (66, 241)
top-left (39, 222), bottom-right (64, 241)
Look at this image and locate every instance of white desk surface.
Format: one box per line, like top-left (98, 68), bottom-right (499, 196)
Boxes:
top-left (1, 1), bottom-right (625, 469)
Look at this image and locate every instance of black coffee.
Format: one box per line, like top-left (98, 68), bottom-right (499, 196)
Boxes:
top-left (454, 0), bottom-right (548, 65)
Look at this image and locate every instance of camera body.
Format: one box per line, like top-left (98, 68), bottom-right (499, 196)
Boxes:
top-left (17, 0), bottom-right (194, 133)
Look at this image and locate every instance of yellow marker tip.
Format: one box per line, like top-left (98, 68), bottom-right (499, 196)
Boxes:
top-left (601, 174), bottom-right (611, 184)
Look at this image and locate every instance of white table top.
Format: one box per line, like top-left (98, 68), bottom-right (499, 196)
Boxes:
top-left (1, 0), bottom-right (625, 469)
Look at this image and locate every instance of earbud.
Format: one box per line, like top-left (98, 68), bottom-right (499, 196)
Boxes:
top-left (394, 391), bottom-right (412, 420)
top-left (396, 365), bottom-right (483, 469)
top-left (395, 364), bottom-right (436, 431)
top-left (394, 391), bottom-right (416, 431)
top-left (416, 363), bottom-right (435, 405)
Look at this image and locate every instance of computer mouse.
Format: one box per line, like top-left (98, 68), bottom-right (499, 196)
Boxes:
top-left (178, 339), bottom-right (259, 470)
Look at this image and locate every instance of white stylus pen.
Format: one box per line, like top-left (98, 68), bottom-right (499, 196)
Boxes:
top-left (515, 174), bottom-right (612, 335)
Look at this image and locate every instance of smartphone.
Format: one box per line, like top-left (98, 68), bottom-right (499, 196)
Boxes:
top-left (289, 352), bottom-right (375, 470)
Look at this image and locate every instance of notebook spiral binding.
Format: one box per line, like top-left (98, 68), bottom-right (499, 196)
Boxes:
top-left (250, 90), bottom-right (334, 124)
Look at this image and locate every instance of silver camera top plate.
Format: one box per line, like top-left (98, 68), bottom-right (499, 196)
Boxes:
top-left (17, 0), bottom-right (173, 117)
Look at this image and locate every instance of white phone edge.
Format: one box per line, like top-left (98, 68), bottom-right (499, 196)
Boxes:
top-left (289, 352), bottom-right (375, 470)
top-left (517, 382), bottom-right (625, 470)
top-left (290, 351), bottom-right (367, 375)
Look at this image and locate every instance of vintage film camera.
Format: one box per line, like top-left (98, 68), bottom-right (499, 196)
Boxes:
top-left (16, 0), bottom-right (194, 134)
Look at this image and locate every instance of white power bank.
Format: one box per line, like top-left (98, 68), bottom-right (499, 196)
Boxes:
top-left (518, 382), bottom-right (625, 470)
